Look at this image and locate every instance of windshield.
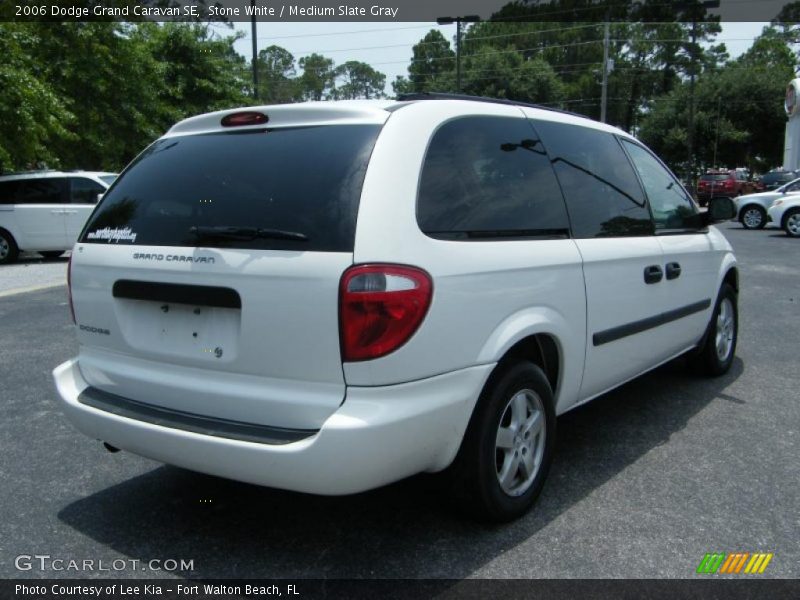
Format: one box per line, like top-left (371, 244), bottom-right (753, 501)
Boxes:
top-left (779, 178), bottom-right (800, 192)
top-left (700, 174), bottom-right (729, 181)
top-left (99, 175), bottom-right (116, 186)
top-left (80, 125), bottom-right (381, 252)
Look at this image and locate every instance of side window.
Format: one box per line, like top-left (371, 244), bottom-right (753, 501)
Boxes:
top-left (0, 181), bottom-right (21, 205)
top-left (70, 177), bottom-right (105, 204)
top-left (14, 178), bottom-right (69, 204)
top-left (417, 116), bottom-right (570, 238)
top-left (621, 140), bottom-right (699, 231)
top-left (533, 120), bottom-right (652, 238)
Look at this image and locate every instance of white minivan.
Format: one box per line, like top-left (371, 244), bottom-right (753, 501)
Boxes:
top-left (53, 96), bottom-right (738, 521)
top-left (0, 170), bottom-right (116, 263)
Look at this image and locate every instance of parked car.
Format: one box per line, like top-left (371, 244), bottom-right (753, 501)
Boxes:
top-left (52, 96), bottom-right (739, 521)
top-left (767, 194), bottom-right (800, 237)
top-left (696, 170), bottom-right (754, 206)
top-left (757, 170), bottom-right (799, 192)
top-left (0, 170), bottom-right (116, 264)
top-left (734, 177), bottom-right (800, 229)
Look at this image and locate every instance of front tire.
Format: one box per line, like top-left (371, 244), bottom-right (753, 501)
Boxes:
top-left (740, 205), bottom-right (766, 230)
top-left (0, 229), bottom-right (19, 265)
top-left (783, 208), bottom-right (800, 238)
top-left (449, 361), bottom-right (556, 522)
top-left (696, 283), bottom-right (738, 376)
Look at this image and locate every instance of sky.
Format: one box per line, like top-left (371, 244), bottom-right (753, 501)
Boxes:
top-left (222, 21), bottom-right (774, 97)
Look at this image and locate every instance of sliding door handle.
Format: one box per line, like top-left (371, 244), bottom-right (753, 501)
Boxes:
top-left (644, 265), bottom-right (663, 284)
top-left (666, 262), bottom-right (681, 280)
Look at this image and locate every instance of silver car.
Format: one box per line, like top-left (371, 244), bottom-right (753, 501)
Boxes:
top-left (735, 177), bottom-right (800, 229)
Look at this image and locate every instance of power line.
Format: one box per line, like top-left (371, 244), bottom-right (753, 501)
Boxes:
top-left (258, 24), bottom-right (440, 40)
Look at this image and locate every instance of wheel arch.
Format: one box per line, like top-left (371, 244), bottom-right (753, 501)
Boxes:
top-left (476, 306), bottom-right (581, 415)
top-left (722, 265), bottom-right (739, 293)
top-left (0, 226), bottom-right (21, 256)
top-left (496, 334), bottom-right (560, 401)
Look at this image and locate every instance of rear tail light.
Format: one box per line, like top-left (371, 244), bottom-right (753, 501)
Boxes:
top-left (339, 264), bottom-right (432, 361)
top-left (67, 254), bottom-right (76, 324)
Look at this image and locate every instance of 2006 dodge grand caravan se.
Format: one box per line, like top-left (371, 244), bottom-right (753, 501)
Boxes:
top-left (53, 95), bottom-right (739, 521)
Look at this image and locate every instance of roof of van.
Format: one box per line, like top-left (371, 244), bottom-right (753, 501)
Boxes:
top-left (0, 170), bottom-right (117, 181)
top-left (166, 97), bottom-right (633, 140)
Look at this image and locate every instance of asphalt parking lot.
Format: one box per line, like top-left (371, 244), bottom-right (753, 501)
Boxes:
top-left (0, 222), bottom-right (797, 580)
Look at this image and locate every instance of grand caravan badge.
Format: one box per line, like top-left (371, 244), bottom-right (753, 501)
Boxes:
top-left (86, 227), bottom-right (138, 243)
top-left (133, 252), bottom-right (215, 264)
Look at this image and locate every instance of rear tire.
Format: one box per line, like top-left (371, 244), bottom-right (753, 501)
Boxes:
top-left (448, 361), bottom-right (556, 522)
top-left (39, 251), bottom-right (65, 259)
top-left (695, 283), bottom-right (738, 376)
top-left (0, 229), bottom-right (19, 265)
top-left (740, 205), bottom-right (766, 230)
top-left (783, 208), bottom-right (800, 238)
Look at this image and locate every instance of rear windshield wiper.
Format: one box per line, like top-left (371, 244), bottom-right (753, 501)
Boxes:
top-left (189, 225), bottom-right (309, 242)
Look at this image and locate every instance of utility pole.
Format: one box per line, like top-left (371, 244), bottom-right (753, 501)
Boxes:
top-left (437, 15), bottom-right (480, 93)
top-left (251, 0), bottom-right (258, 99)
top-left (601, 21), bottom-right (610, 123)
top-left (687, 18), bottom-right (697, 183)
top-left (681, 0), bottom-right (720, 187)
top-left (713, 95), bottom-right (722, 168)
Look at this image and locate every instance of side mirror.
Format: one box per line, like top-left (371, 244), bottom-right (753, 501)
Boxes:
top-left (96, 193), bottom-right (104, 204)
top-left (704, 196), bottom-right (736, 224)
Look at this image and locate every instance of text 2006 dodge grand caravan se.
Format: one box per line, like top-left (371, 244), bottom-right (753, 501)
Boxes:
top-left (53, 95), bottom-right (739, 521)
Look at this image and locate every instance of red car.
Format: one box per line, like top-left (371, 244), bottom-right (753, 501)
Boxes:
top-left (696, 171), bottom-right (755, 206)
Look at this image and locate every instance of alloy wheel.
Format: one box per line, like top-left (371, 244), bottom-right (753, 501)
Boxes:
top-left (495, 389), bottom-right (546, 497)
top-left (742, 208), bottom-right (763, 229)
top-left (715, 297), bottom-right (735, 362)
top-left (787, 212), bottom-right (800, 236)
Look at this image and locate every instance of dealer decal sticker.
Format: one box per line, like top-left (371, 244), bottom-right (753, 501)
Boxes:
top-left (86, 227), bottom-right (138, 243)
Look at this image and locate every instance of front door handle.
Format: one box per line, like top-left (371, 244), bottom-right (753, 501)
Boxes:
top-left (665, 262), bottom-right (681, 280)
top-left (644, 265), bottom-right (663, 284)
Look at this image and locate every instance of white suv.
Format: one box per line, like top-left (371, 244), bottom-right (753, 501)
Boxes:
top-left (53, 97), bottom-right (739, 521)
top-left (0, 170), bottom-right (116, 263)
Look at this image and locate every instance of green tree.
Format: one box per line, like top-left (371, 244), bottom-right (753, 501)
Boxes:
top-left (255, 45), bottom-right (300, 104)
top-left (0, 24), bottom-right (74, 172)
top-left (23, 22), bottom-right (165, 171)
top-left (332, 61), bottom-right (386, 99)
top-left (461, 50), bottom-right (564, 104)
top-left (141, 22), bottom-right (249, 120)
top-left (298, 53), bottom-right (336, 101)
top-left (640, 26), bottom-right (794, 173)
top-left (403, 29), bottom-right (456, 93)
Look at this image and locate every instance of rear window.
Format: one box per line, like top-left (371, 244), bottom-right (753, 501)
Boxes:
top-left (81, 125), bottom-right (381, 252)
top-left (700, 174), bottom-right (730, 181)
top-left (99, 175), bottom-right (116, 185)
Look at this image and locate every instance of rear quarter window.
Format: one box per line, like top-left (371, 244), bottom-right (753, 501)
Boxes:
top-left (81, 125), bottom-right (381, 252)
top-left (4, 178), bottom-right (69, 204)
top-left (417, 115), bottom-right (570, 239)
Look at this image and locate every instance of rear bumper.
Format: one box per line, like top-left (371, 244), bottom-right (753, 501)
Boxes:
top-left (53, 358), bottom-right (493, 495)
